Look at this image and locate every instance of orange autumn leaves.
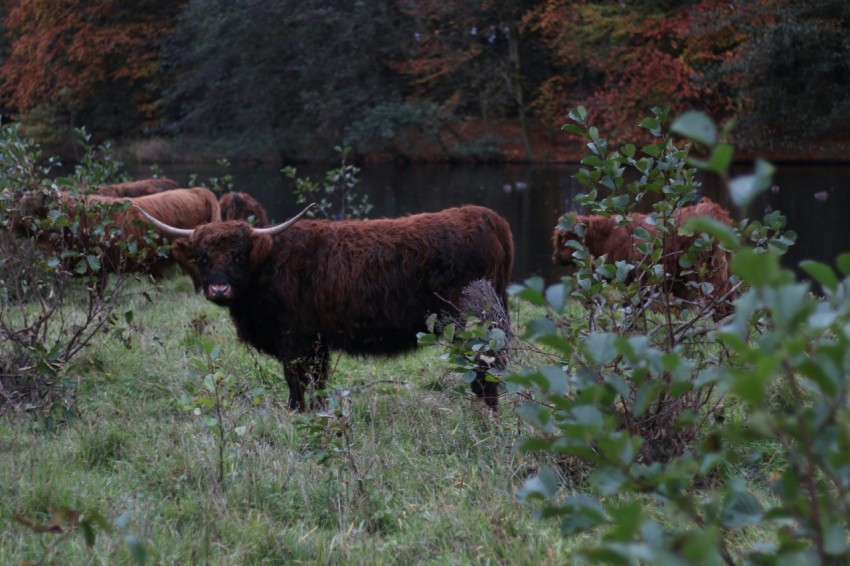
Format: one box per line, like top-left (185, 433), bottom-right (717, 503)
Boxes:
top-left (1, 0), bottom-right (171, 121)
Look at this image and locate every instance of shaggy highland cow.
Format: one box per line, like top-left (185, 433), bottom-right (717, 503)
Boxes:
top-left (26, 188), bottom-right (221, 287)
top-left (138, 204), bottom-right (515, 410)
top-left (552, 197), bottom-right (736, 317)
top-left (218, 191), bottom-right (269, 226)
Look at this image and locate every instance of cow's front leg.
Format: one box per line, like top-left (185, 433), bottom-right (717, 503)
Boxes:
top-left (282, 358), bottom-right (308, 411)
top-left (471, 370), bottom-right (499, 410)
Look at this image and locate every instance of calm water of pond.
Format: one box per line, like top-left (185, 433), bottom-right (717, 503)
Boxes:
top-left (129, 161), bottom-right (850, 284)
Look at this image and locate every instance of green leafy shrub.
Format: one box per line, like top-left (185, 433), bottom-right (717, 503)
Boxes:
top-left (297, 388), bottom-right (395, 535)
top-left (177, 340), bottom-right (265, 486)
top-left (0, 123), bottom-right (159, 413)
top-left (499, 108), bottom-right (850, 563)
top-left (283, 146), bottom-right (372, 220)
top-left (188, 157), bottom-right (235, 194)
top-left (417, 278), bottom-right (513, 407)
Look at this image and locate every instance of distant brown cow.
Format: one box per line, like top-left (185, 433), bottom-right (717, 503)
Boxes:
top-left (48, 188), bottom-right (220, 286)
top-left (552, 212), bottom-right (654, 268)
top-left (95, 178), bottom-right (179, 198)
top-left (219, 192), bottom-right (269, 227)
top-left (553, 197), bottom-right (736, 317)
top-left (138, 204), bottom-right (515, 410)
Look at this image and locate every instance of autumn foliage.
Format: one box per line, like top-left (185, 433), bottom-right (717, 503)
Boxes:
top-left (0, 0), bottom-right (847, 158)
top-left (523, 0), bottom-right (748, 142)
top-left (1, 0), bottom-right (178, 131)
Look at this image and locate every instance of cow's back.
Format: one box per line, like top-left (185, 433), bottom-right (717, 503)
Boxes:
top-left (130, 188), bottom-right (221, 227)
top-left (96, 178), bottom-right (179, 198)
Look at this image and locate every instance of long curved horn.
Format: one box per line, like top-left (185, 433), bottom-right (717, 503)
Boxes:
top-left (135, 205), bottom-right (194, 237)
top-left (252, 203), bottom-right (315, 236)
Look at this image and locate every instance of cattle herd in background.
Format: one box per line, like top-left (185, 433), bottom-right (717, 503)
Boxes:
top-left (9, 178), bottom-right (269, 291)
top-left (7, 176), bottom-right (738, 410)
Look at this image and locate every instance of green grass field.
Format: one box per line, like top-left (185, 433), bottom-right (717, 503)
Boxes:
top-left (1, 276), bottom-right (585, 565)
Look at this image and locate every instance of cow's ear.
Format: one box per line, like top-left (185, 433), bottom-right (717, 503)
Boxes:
top-left (249, 233), bottom-right (273, 267)
top-left (171, 239), bottom-right (194, 265)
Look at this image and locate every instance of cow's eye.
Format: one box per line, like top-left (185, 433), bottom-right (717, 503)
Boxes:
top-left (197, 254), bottom-right (210, 267)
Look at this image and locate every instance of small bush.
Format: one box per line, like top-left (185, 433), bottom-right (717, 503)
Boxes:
top-left (284, 146), bottom-right (372, 220)
top-left (488, 108), bottom-right (848, 563)
top-left (0, 124), bottom-right (159, 413)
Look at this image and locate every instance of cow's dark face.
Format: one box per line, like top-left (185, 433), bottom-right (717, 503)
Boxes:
top-left (172, 222), bottom-right (273, 306)
top-left (552, 228), bottom-right (580, 265)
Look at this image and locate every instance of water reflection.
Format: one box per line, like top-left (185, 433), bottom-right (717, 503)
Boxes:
top-left (129, 162), bottom-right (850, 283)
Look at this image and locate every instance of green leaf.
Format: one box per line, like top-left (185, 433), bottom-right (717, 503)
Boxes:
top-left (510, 279), bottom-right (546, 305)
top-left (798, 357), bottom-right (838, 397)
top-left (688, 143), bottom-right (734, 173)
top-left (568, 106), bottom-right (588, 124)
top-left (641, 143), bottom-right (661, 157)
top-left (583, 333), bottom-right (618, 365)
top-left (680, 216), bottom-right (741, 249)
top-left (632, 381), bottom-right (664, 417)
top-left (728, 159), bottom-right (775, 209)
top-left (837, 252), bottom-right (850, 276)
top-left (124, 534), bottom-right (147, 565)
top-left (721, 488), bottom-right (762, 528)
top-left (581, 155), bottom-right (605, 167)
top-left (671, 111), bottom-right (717, 146)
top-left (800, 260), bottom-right (838, 293)
top-left (561, 123), bottom-right (588, 138)
top-left (539, 365), bottom-right (569, 395)
top-left (823, 520), bottom-right (848, 555)
top-left (425, 313), bottom-right (438, 333)
top-left (571, 405), bottom-right (604, 427)
top-left (516, 466), bottom-right (559, 501)
top-left (604, 501), bottom-right (644, 541)
top-left (416, 332), bottom-right (437, 346)
top-left (731, 249), bottom-right (780, 286)
top-left (525, 317), bottom-right (558, 341)
top-left (729, 366), bottom-right (773, 406)
top-left (442, 322), bottom-right (455, 343)
top-left (614, 260), bottom-right (633, 282)
top-left (557, 495), bottom-right (608, 535)
top-left (515, 401), bottom-right (553, 433)
top-left (545, 283), bottom-right (568, 313)
top-left (590, 467), bottom-right (628, 496)
top-left (639, 117), bottom-right (660, 131)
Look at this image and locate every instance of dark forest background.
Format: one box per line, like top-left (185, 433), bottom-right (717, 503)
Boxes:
top-left (2, 0), bottom-right (849, 163)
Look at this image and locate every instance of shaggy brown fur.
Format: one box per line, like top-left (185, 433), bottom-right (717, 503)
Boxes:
top-left (164, 205), bottom-right (515, 410)
top-left (65, 188), bottom-right (220, 284)
top-left (552, 212), bottom-right (654, 267)
top-left (95, 178), bottom-right (179, 197)
top-left (552, 198), bottom-right (736, 317)
top-left (218, 192), bottom-right (269, 226)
